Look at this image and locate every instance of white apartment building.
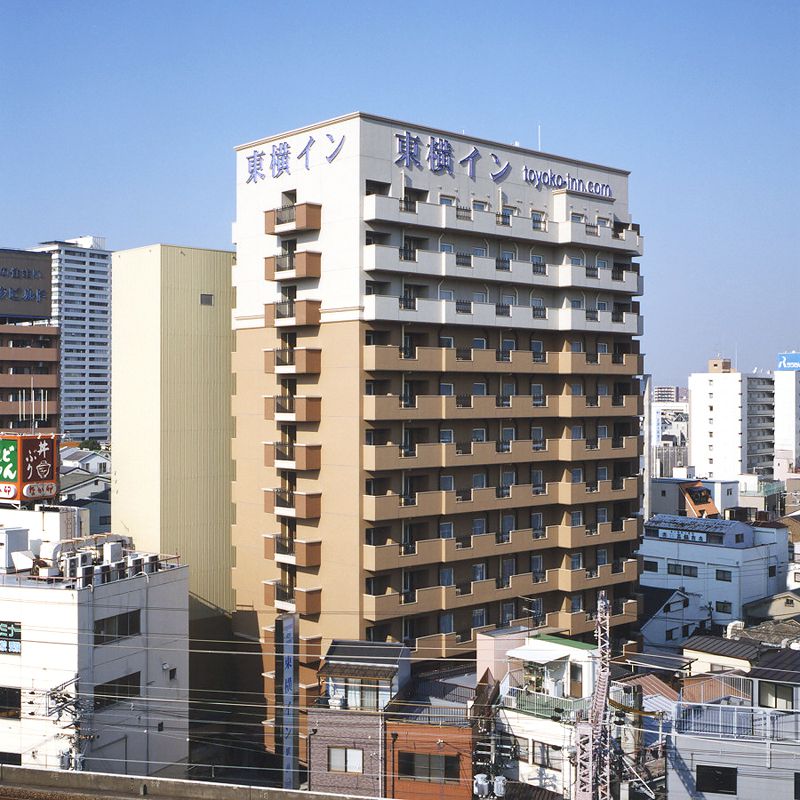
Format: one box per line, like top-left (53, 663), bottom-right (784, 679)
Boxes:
top-left (774, 353), bottom-right (800, 480)
top-left (688, 358), bottom-right (774, 480)
top-left (30, 236), bottom-right (111, 442)
top-left (639, 515), bottom-right (788, 625)
top-left (0, 527), bottom-right (188, 775)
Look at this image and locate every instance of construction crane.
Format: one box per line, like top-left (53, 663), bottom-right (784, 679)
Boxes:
top-left (573, 590), bottom-right (611, 800)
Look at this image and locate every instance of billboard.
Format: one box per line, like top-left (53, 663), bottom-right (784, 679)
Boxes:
top-left (275, 613), bottom-right (299, 790)
top-left (777, 353), bottom-right (800, 371)
top-left (0, 250), bottom-right (52, 319)
top-left (0, 434), bottom-right (58, 501)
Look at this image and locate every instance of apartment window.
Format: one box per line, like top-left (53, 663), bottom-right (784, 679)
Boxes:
top-left (94, 610), bottom-right (141, 645)
top-left (398, 752), bottom-right (459, 783)
top-left (473, 201), bottom-right (487, 212)
top-left (439, 567), bottom-right (454, 587)
top-left (473, 290), bottom-right (487, 303)
top-left (328, 747), bottom-right (364, 774)
top-left (569, 256), bottom-right (584, 266)
top-left (715, 601), bottom-right (732, 614)
top-left (597, 466), bottom-right (608, 481)
top-left (682, 624), bottom-right (691, 637)
top-left (531, 254), bottom-right (544, 265)
top-left (439, 613), bottom-right (454, 634)
top-left (570, 594), bottom-right (583, 613)
top-left (769, 565), bottom-right (777, 577)
top-left (500, 600), bottom-right (516, 626)
top-left (597, 342), bottom-right (609, 354)
top-left (571, 467), bottom-right (583, 484)
top-left (439, 335), bottom-right (455, 348)
top-left (472, 518), bottom-right (487, 535)
top-left (472, 246), bottom-right (487, 257)
top-left (472, 428), bottom-right (487, 442)
top-left (472, 473), bottom-right (487, 489)
top-left (199, 293), bottom-right (213, 306)
top-left (514, 736), bottom-right (530, 762)
top-left (758, 681), bottom-right (793, 709)
top-left (570, 298), bottom-right (584, 310)
top-left (531, 512), bottom-right (544, 533)
top-left (570, 553), bottom-right (583, 570)
top-left (472, 563), bottom-right (487, 582)
top-left (94, 672), bottom-right (141, 710)
top-left (439, 475), bottom-right (454, 491)
top-left (643, 560), bottom-right (658, 572)
top-left (439, 195), bottom-right (455, 206)
top-left (472, 607), bottom-right (487, 628)
top-left (439, 522), bottom-right (454, 539)
top-left (682, 565), bottom-right (698, 577)
top-left (666, 628), bottom-right (677, 641)
top-left (439, 289), bottom-right (455, 301)
top-left (597, 425), bottom-right (608, 439)
top-left (597, 507), bottom-right (608, 524)
top-left (735, 534), bottom-right (744, 543)
top-left (472, 337), bottom-right (487, 349)
top-left (695, 765), bottom-right (737, 795)
top-left (716, 569), bottom-right (732, 582)
top-left (440, 243), bottom-right (454, 253)
top-left (472, 382), bottom-right (487, 396)
top-left (439, 382), bottom-right (454, 396)
top-left (667, 563), bottom-right (682, 575)
top-left (439, 429), bottom-right (454, 444)
top-left (0, 687), bottom-right (20, 719)
top-left (570, 510), bottom-right (583, 526)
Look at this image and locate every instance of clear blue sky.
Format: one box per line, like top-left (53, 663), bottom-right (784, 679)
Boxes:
top-left (1, 0), bottom-right (797, 384)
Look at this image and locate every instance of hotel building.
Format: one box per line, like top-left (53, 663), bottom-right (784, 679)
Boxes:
top-left (231, 113), bottom-right (644, 753)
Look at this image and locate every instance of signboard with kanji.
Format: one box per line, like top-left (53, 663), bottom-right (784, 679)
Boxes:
top-left (0, 434), bottom-right (58, 502)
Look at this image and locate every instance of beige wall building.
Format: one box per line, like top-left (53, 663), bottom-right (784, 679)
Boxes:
top-left (232, 113), bottom-right (644, 755)
top-left (111, 244), bottom-right (235, 617)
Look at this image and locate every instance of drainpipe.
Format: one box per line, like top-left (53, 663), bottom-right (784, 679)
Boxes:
top-left (390, 730), bottom-right (398, 798)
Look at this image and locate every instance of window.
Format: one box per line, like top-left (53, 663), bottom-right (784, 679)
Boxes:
top-left (666, 628), bottom-right (677, 641)
top-left (531, 512), bottom-right (544, 534)
top-left (643, 561), bottom-right (658, 572)
top-left (570, 510), bottom-right (583, 527)
top-left (695, 765), bottom-right (737, 795)
top-left (571, 213), bottom-right (585, 223)
top-left (715, 601), bottom-right (732, 614)
top-left (597, 507), bottom-right (608, 524)
top-left (439, 613), bottom-right (454, 634)
top-left (472, 428), bottom-right (487, 442)
top-left (398, 752), bottom-right (459, 783)
top-left (759, 681), bottom-right (793, 709)
top-left (439, 429), bottom-right (454, 444)
top-left (439, 289), bottom-right (455, 301)
top-left (94, 610), bottom-right (141, 645)
top-left (473, 201), bottom-right (487, 212)
top-left (570, 552), bottom-right (583, 570)
top-left (472, 246), bottom-right (487, 257)
top-left (439, 195), bottom-right (455, 206)
top-left (94, 672), bottom-right (141, 710)
top-left (769, 565), bottom-right (777, 577)
top-left (439, 521), bottom-right (454, 539)
top-left (472, 382), bottom-right (487, 396)
top-left (440, 243), bottom-right (454, 253)
top-left (597, 466), bottom-right (608, 481)
top-left (667, 563), bottom-right (682, 575)
top-left (473, 290), bottom-right (488, 303)
top-left (682, 624), bottom-right (691, 637)
top-left (472, 563), bottom-right (487, 582)
top-left (199, 293), bottom-right (213, 306)
top-left (472, 607), bottom-right (487, 628)
top-left (571, 467), bottom-right (584, 484)
top-left (439, 567), bottom-right (454, 587)
top-left (439, 475), bottom-right (454, 491)
top-left (0, 687), bottom-right (20, 719)
top-left (472, 473), bottom-right (487, 489)
top-left (682, 565), bottom-right (698, 577)
top-left (439, 382), bottom-right (454, 396)
top-left (514, 736), bottom-right (530, 762)
top-left (472, 337), bottom-right (487, 349)
top-left (531, 254), bottom-right (544, 265)
top-left (328, 747), bottom-right (364, 774)
top-left (531, 741), bottom-right (562, 771)
top-left (570, 594), bottom-right (583, 613)
top-left (472, 517), bottom-right (487, 535)
top-left (597, 425), bottom-right (608, 439)
top-left (569, 256), bottom-right (584, 266)
top-left (716, 569), bottom-right (732, 582)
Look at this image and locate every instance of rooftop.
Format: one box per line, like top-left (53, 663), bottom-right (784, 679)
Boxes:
top-left (323, 639), bottom-right (406, 668)
top-left (646, 514), bottom-right (752, 536)
top-left (748, 648), bottom-right (800, 683)
top-left (682, 635), bottom-right (762, 662)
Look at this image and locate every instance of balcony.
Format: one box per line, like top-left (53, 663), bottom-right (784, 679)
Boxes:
top-left (555, 352), bottom-right (643, 375)
top-left (558, 476), bottom-right (641, 505)
top-left (263, 534), bottom-right (322, 567)
top-left (264, 489), bottom-right (321, 519)
top-left (0, 400), bottom-right (58, 416)
top-left (264, 580), bottom-right (295, 612)
top-left (264, 202), bottom-right (321, 235)
top-left (674, 703), bottom-right (800, 741)
top-left (0, 373), bottom-right (59, 389)
top-left (264, 442), bottom-right (321, 471)
top-left (363, 393), bottom-right (557, 422)
top-left (556, 559), bottom-right (638, 593)
top-left (557, 435), bottom-right (640, 461)
top-left (556, 517), bottom-right (641, 549)
top-left (264, 299), bottom-right (321, 328)
top-left (363, 526), bottom-right (552, 572)
top-left (264, 251), bottom-right (321, 281)
top-left (0, 346), bottom-right (59, 362)
top-left (265, 395), bottom-right (321, 423)
top-left (411, 626), bottom-right (496, 661)
top-left (265, 347), bottom-right (321, 375)
top-left (557, 393), bottom-right (643, 418)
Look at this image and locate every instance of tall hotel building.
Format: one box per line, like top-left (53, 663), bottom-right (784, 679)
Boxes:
top-left (30, 236), bottom-right (111, 442)
top-left (232, 114), bottom-right (644, 750)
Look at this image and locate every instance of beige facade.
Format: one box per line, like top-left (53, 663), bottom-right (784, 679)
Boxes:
top-left (111, 244), bottom-right (235, 616)
top-left (232, 113), bottom-right (644, 755)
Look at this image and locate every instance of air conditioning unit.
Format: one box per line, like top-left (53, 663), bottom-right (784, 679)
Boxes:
top-left (63, 555), bottom-right (81, 579)
top-left (78, 552), bottom-right (93, 568)
top-left (93, 564), bottom-right (111, 585)
top-left (127, 555), bottom-right (144, 575)
top-left (111, 561), bottom-right (126, 581)
top-left (77, 565), bottom-right (94, 589)
top-left (143, 554), bottom-right (159, 574)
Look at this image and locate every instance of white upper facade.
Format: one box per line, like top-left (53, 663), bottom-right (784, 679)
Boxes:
top-left (233, 112), bottom-right (642, 331)
top-left (774, 364), bottom-right (800, 480)
top-left (29, 237), bottom-right (112, 442)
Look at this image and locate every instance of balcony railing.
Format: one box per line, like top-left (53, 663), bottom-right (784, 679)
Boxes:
top-left (274, 348), bottom-right (295, 367)
top-left (611, 477), bottom-right (625, 490)
top-left (532, 262), bottom-right (547, 275)
top-left (496, 349), bottom-right (511, 362)
top-left (455, 252), bottom-right (472, 267)
top-left (496, 394), bottom-right (511, 408)
top-left (275, 301), bottom-right (295, 319)
top-left (674, 703), bottom-right (800, 742)
top-left (495, 257), bottom-right (511, 271)
top-left (398, 296), bottom-right (417, 310)
top-left (274, 489), bottom-right (294, 508)
top-left (455, 394), bottom-right (472, 408)
top-left (496, 303), bottom-right (511, 317)
top-left (275, 255), bottom-right (295, 272)
top-left (496, 440), bottom-right (512, 453)
top-left (531, 307), bottom-right (547, 319)
top-left (275, 537), bottom-right (295, 556)
top-left (399, 197), bottom-right (417, 212)
top-left (276, 205), bottom-right (296, 225)
top-left (585, 265), bottom-right (599, 278)
top-left (275, 443), bottom-right (295, 461)
top-left (612, 310), bottom-right (624, 322)
top-left (399, 247), bottom-right (417, 262)
top-left (585, 309), bottom-right (599, 321)
top-left (612, 352), bottom-right (625, 364)
top-left (275, 395), bottom-right (295, 413)
top-left (455, 300), bottom-right (472, 314)
top-left (585, 224), bottom-right (599, 236)
top-left (496, 213), bottom-right (511, 227)
top-left (503, 686), bottom-right (592, 720)
top-left (456, 206), bottom-right (472, 220)
top-left (455, 347), bottom-right (472, 361)
top-left (275, 582), bottom-right (295, 602)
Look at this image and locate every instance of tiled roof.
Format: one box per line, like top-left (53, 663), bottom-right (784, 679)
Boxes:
top-left (682, 635), bottom-right (761, 661)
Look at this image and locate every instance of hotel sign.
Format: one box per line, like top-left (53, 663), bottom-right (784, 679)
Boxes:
top-left (0, 252), bottom-right (51, 318)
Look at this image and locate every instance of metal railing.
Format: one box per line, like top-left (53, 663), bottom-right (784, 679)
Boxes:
top-left (496, 394), bottom-right (511, 408)
top-left (455, 300), bottom-right (472, 314)
top-left (455, 394), bottom-right (472, 408)
top-left (275, 395), bottom-right (295, 413)
top-left (531, 219), bottom-right (546, 231)
top-left (276, 205), bottom-right (296, 224)
top-left (612, 352), bottom-right (625, 364)
top-left (275, 443), bottom-right (295, 461)
top-left (456, 206), bottom-right (472, 220)
top-left (495, 257), bottom-right (511, 271)
top-left (399, 197), bottom-right (417, 212)
top-left (585, 309), bottom-right (599, 321)
top-left (398, 247), bottom-right (417, 262)
top-left (531, 306), bottom-right (547, 319)
top-left (398, 296), bottom-right (417, 310)
top-left (496, 349), bottom-right (512, 362)
top-left (455, 347), bottom-right (472, 360)
top-left (496, 303), bottom-right (511, 317)
top-left (274, 537), bottom-right (295, 556)
top-left (674, 703), bottom-right (800, 742)
top-left (496, 213), bottom-right (511, 226)
top-left (503, 686), bottom-right (592, 720)
top-left (275, 301), bottom-right (295, 319)
top-left (585, 223), bottom-right (599, 236)
top-left (274, 489), bottom-right (294, 508)
top-left (274, 348), bottom-right (295, 367)
top-left (274, 254), bottom-right (295, 272)
top-left (612, 310), bottom-right (625, 322)
top-left (275, 582), bottom-right (295, 602)
top-left (532, 262), bottom-right (547, 275)
top-left (585, 265), bottom-right (599, 278)
top-left (455, 252), bottom-right (472, 267)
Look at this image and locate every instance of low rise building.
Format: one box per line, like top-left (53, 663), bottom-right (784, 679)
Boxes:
top-left (639, 585), bottom-right (708, 651)
top-left (649, 474), bottom-right (738, 518)
top-left (639, 515), bottom-right (789, 628)
top-left (0, 527), bottom-right (188, 775)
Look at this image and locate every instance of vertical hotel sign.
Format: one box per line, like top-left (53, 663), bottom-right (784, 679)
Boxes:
top-left (0, 434), bottom-right (58, 501)
top-left (275, 613), bottom-right (299, 790)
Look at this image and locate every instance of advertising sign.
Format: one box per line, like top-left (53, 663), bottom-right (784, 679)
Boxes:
top-left (0, 434), bottom-right (58, 502)
top-left (275, 613), bottom-right (299, 790)
top-left (0, 622), bottom-right (21, 655)
top-left (777, 353), bottom-right (800, 371)
top-left (0, 251), bottom-right (52, 319)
